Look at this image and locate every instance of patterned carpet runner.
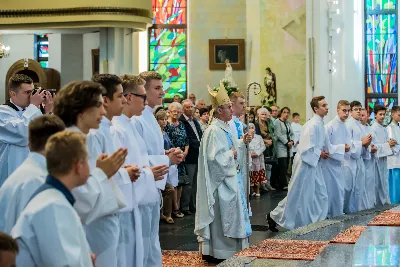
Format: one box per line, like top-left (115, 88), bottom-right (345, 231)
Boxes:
top-left (234, 239), bottom-right (329, 261)
top-left (330, 226), bottom-right (367, 244)
top-left (162, 250), bottom-right (216, 266)
top-left (368, 210), bottom-right (400, 226)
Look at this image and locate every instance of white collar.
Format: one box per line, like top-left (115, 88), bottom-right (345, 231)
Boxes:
top-left (10, 99), bottom-right (24, 111)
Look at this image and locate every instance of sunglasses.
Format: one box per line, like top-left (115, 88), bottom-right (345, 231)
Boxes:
top-left (125, 92), bottom-right (147, 102)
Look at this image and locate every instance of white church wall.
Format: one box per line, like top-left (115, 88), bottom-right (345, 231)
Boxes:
top-left (306, 0), bottom-right (364, 121)
top-left (83, 32), bottom-right (100, 80)
top-left (0, 34), bottom-right (35, 104)
top-left (188, 0), bottom-right (247, 102)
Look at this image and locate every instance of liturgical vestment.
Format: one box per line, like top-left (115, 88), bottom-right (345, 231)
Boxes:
top-left (362, 124), bottom-right (376, 208)
top-left (270, 114), bottom-right (328, 230)
top-left (321, 116), bottom-right (349, 218)
top-left (371, 121), bottom-right (395, 205)
top-left (0, 103), bottom-right (42, 186)
top-left (12, 176), bottom-right (93, 267)
top-left (195, 118), bottom-right (251, 260)
top-left (86, 116), bottom-right (133, 267)
top-left (132, 105), bottom-right (170, 266)
top-left (0, 152), bottom-right (46, 234)
top-left (113, 114), bottom-right (160, 267)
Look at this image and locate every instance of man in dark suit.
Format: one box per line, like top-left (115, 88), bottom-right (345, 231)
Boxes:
top-left (180, 99), bottom-right (203, 214)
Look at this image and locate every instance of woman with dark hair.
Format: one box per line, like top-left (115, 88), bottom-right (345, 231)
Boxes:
top-left (273, 107), bottom-right (295, 190)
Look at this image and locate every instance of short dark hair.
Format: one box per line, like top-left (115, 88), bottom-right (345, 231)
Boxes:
top-left (53, 81), bottom-right (105, 127)
top-left (120, 74), bottom-right (146, 94)
top-left (92, 74), bottom-right (121, 100)
top-left (310, 96), bottom-right (325, 113)
top-left (392, 106), bottom-right (400, 113)
top-left (46, 131), bottom-right (87, 177)
top-left (139, 71), bottom-right (162, 90)
top-left (292, 112), bottom-right (300, 118)
top-left (350, 101), bottom-right (362, 109)
top-left (29, 115), bottom-right (66, 152)
top-left (0, 232), bottom-right (18, 254)
top-left (199, 108), bottom-right (209, 117)
top-left (8, 74), bottom-right (33, 93)
top-left (374, 104), bottom-right (387, 114)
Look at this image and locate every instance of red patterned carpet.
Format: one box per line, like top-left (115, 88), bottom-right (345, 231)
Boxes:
top-left (162, 250), bottom-right (216, 266)
top-left (330, 226), bottom-right (367, 244)
top-left (368, 210), bottom-right (400, 226)
top-left (234, 239), bottom-right (329, 261)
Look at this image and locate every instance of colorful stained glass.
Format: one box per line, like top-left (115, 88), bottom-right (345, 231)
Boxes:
top-left (150, 29), bottom-right (186, 46)
top-left (152, 0), bottom-right (186, 25)
top-left (150, 46), bottom-right (186, 64)
top-left (151, 0), bottom-right (187, 99)
top-left (366, 0), bottom-right (396, 10)
top-left (39, 61), bottom-right (49, 68)
top-left (365, 3), bottom-right (398, 95)
top-left (150, 63), bottom-right (186, 82)
top-left (366, 97), bottom-right (398, 125)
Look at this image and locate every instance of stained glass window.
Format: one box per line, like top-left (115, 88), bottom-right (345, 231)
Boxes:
top-left (36, 35), bottom-right (49, 69)
top-left (365, 0), bottom-right (398, 124)
top-left (150, 0), bottom-right (187, 99)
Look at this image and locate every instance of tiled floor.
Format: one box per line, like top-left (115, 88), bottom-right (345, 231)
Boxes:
top-left (159, 190), bottom-right (288, 251)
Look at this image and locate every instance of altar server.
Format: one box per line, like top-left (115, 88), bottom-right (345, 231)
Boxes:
top-left (53, 81), bottom-right (127, 264)
top-left (113, 74), bottom-right (169, 267)
top-left (344, 101), bottom-right (372, 213)
top-left (360, 108), bottom-right (377, 208)
top-left (371, 104), bottom-right (397, 205)
top-left (387, 106), bottom-right (400, 204)
top-left (322, 100), bottom-right (351, 218)
top-left (11, 131), bottom-right (93, 267)
top-left (0, 115), bottom-right (65, 234)
top-left (195, 82), bottom-right (252, 263)
top-left (89, 74), bottom-right (141, 267)
top-left (134, 71), bottom-right (183, 266)
top-left (0, 74), bottom-right (53, 186)
top-left (268, 96), bottom-right (329, 231)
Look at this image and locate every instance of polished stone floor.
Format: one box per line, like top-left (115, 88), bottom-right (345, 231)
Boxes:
top-left (160, 190), bottom-right (400, 266)
top-left (159, 190), bottom-right (288, 251)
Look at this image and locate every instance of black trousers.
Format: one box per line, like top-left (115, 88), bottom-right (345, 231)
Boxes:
top-left (277, 157), bottom-right (289, 190)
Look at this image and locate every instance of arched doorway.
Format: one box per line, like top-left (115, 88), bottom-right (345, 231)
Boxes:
top-left (4, 59), bottom-right (48, 101)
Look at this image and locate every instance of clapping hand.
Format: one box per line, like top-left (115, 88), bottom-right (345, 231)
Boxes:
top-left (96, 148), bottom-right (128, 178)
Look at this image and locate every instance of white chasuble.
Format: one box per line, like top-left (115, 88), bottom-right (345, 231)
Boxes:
top-left (195, 118), bottom-right (251, 259)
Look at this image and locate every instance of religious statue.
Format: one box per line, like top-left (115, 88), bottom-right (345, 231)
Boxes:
top-left (263, 67), bottom-right (277, 104)
top-left (224, 59), bottom-right (237, 88)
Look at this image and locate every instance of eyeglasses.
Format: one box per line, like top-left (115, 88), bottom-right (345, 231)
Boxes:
top-left (352, 107), bottom-right (362, 111)
top-left (125, 92), bottom-right (147, 103)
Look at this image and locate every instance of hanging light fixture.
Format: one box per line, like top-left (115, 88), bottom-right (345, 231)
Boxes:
top-left (0, 33), bottom-right (10, 58)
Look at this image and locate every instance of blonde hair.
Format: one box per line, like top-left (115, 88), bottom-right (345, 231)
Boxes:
top-left (45, 131), bottom-right (87, 176)
top-left (139, 71), bottom-right (162, 90)
top-left (155, 109), bottom-right (168, 120)
top-left (120, 74), bottom-right (146, 94)
top-left (229, 92), bottom-right (245, 103)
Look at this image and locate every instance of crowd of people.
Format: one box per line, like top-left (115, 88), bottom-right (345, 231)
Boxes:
top-left (0, 71), bottom-right (399, 266)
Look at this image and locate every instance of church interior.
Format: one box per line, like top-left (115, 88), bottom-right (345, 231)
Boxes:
top-left (0, 0), bottom-right (400, 266)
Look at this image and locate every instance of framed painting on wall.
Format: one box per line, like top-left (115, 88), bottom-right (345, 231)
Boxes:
top-left (209, 39), bottom-right (245, 70)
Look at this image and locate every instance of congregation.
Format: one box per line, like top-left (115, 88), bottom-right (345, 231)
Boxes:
top-left (0, 71), bottom-right (399, 267)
